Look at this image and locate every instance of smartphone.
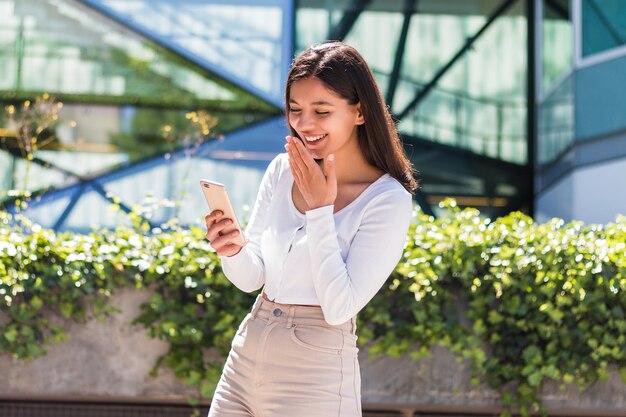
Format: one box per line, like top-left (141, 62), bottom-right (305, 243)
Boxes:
top-left (200, 180), bottom-right (246, 247)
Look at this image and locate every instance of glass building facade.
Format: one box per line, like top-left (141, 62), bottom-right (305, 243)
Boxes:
top-left (0, 0), bottom-right (287, 231)
top-left (1, 0), bottom-right (623, 230)
top-left (536, 0), bottom-right (626, 223)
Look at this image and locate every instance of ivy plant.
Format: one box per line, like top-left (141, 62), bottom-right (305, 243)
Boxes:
top-left (1, 202), bottom-right (625, 416)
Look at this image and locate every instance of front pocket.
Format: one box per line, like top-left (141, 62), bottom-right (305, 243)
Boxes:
top-left (289, 325), bottom-right (343, 355)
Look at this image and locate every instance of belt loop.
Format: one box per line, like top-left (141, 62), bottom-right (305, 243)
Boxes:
top-left (251, 295), bottom-right (263, 319)
top-left (351, 317), bottom-right (357, 335)
top-left (286, 305), bottom-right (295, 328)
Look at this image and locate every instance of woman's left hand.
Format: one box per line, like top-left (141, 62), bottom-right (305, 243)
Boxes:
top-left (285, 135), bottom-right (337, 210)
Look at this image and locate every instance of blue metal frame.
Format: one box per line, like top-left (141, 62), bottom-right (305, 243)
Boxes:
top-left (52, 184), bottom-right (86, 230)
top-left (282, 0), bottom-right (295, 92)
top-left (21, 116), bottom-right (288, 230)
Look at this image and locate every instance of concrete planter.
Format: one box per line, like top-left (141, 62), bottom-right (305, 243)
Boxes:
top-left (1, 289), bottom-right (625, 416)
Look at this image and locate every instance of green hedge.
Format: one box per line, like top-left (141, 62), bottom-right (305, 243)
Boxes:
top-left (1, 203), bottom-right (625, 416)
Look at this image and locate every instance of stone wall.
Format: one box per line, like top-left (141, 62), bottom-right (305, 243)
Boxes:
top-left (0, 289), bottom-right (196, 400)
top-left (1, 289), bottom-right (625, 415)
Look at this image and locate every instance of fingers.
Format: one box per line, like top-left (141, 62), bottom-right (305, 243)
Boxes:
top-left (204, 209), bottom-right (223, 222)
top-left (205, 217), bottom-right (233, 242)
top-left (204, 210), bottom-right (223, 235)
top-left (286, 142), bottom-right (303, 184)
top-left (286, 136), bottom-right (316, 171)
top-left (285, 135), bottom-right (337, 209)
top-left (204, 211), bottom-right (243, 256)
top-left (293, 136), bottom-right (318, 169)
top-left (214, 243), bottom-right (243, 257)
top-left (210, 229), bottom-right (242, 249)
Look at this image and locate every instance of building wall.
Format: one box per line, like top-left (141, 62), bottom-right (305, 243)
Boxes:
top-left (575, 55), bottom-right (626, 140)
top-left (536, 154), bottom-right (626, 224)
top-left (535, 0), bottom-right (626, 225)
top-left (573, 156), bottom-right (626, 223)
top-left (535, 171), bottom-right (574, 223)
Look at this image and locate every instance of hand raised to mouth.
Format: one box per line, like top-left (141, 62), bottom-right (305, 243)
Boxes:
top-left (285, 135), bottom-right (337, 210)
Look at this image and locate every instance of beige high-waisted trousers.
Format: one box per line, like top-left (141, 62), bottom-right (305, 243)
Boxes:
top-left (208, 295), bottom-right (362, 417)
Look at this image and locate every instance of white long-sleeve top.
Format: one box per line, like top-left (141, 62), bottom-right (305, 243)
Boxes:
top-left (220, 153), bottom-right (413, 325)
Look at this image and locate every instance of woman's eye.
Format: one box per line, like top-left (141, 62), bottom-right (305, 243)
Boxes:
top-left (316, 111), bottom-right (329, 115)
top-left (289, 108), bottom-right (301, 113)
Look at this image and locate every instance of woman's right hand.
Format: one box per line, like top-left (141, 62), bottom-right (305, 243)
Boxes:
top-left (204, 210), bottom-right (243, 257)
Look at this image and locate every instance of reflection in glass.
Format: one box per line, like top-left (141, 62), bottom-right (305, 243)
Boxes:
top-left (541, 0), bottom-right (571, 93)
top-left (91, 0), bottom-right (288, 102)
top-left (295, 8), bottom-right (332, 52)
top-left (344, 11), bottom-right (404, 80)
top-left (399, 13), bottom-right (486, 98)
top-left (0, 0), bottom-right (272, 108)
top-left (296, 2), bottom-right (528, 166)
top-left (537, 74), bottom-right (573, 165)
top-left (397, 9), bottom-right (527, 164)
top-left (582, 0), bottom-right (626, 57)
top-left (1, 100), bottom-right (268, 196)
top-left (396, 78), bottom-right (527, 165)
top-left (0, 0), bottom-right (277, 202)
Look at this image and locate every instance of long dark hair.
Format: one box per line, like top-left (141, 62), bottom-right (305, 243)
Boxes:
top-left (285, 41), bottom-right (417, 193)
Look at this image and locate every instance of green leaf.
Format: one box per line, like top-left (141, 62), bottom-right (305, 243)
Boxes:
top-left (488, 310), bottom-right (503, 324)
top-left (30, 296), bottom-right (43, 311)
top-left (5, 328), bottom-right (18, 343)
top-left (186, 370), bottom-right (201, 386)
top-left (200, 382), bottom-right (215, 399)
top-left (60, 303), bottom-right (74, 319)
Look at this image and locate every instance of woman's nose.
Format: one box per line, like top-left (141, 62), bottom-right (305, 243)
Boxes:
top-left (294, 112), bottom-right (314, 130)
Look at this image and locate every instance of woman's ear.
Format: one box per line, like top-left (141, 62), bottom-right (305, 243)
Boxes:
top-left (355, 103), bottom-right (365, 125)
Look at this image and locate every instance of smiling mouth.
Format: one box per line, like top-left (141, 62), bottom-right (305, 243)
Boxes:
top-left (304, 134), bottom-right (327, 143)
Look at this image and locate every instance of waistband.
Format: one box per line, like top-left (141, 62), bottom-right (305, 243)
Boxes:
top-left (250, 295), bottom-right (356, 334)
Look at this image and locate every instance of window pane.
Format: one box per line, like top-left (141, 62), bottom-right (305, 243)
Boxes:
top-left (397, 7), bottom-right (527, 165)
top-left (575, 55), bottom-right (626, 140)
top-left (93, 0), bottom-right (289, 102)
top-left (582, 0), bottom-right (626, 57)
top-left (541, 0), bottom-right (571, 92)
top-left (0, 0), bottom-right (276, 201)
top-left (0, 0), bottom-right (278, 109)
top-left (1, 100), bottom-right (267, 191)
top-left (537, 73), bottom-right (573, 165)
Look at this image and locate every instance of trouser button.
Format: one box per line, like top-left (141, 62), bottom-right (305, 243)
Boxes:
top-left (273, 308), bottom-right (282, 317)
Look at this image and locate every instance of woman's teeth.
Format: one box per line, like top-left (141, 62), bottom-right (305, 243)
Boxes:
top-left (304, 134), bottom-right (327, 142)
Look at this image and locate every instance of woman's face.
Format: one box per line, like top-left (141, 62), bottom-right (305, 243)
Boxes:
top-left (287, 76), bottom-right (364, 160)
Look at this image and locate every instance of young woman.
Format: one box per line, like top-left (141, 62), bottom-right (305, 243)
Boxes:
top-left (204, 41), bottom-right (417, 417)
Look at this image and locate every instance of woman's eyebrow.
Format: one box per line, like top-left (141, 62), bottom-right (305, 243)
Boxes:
top-left (288, 98), bottom-right (334, 106)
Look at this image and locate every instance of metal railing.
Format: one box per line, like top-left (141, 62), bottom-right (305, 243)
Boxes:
top-left (375, 70), bottom-right (528, 165)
